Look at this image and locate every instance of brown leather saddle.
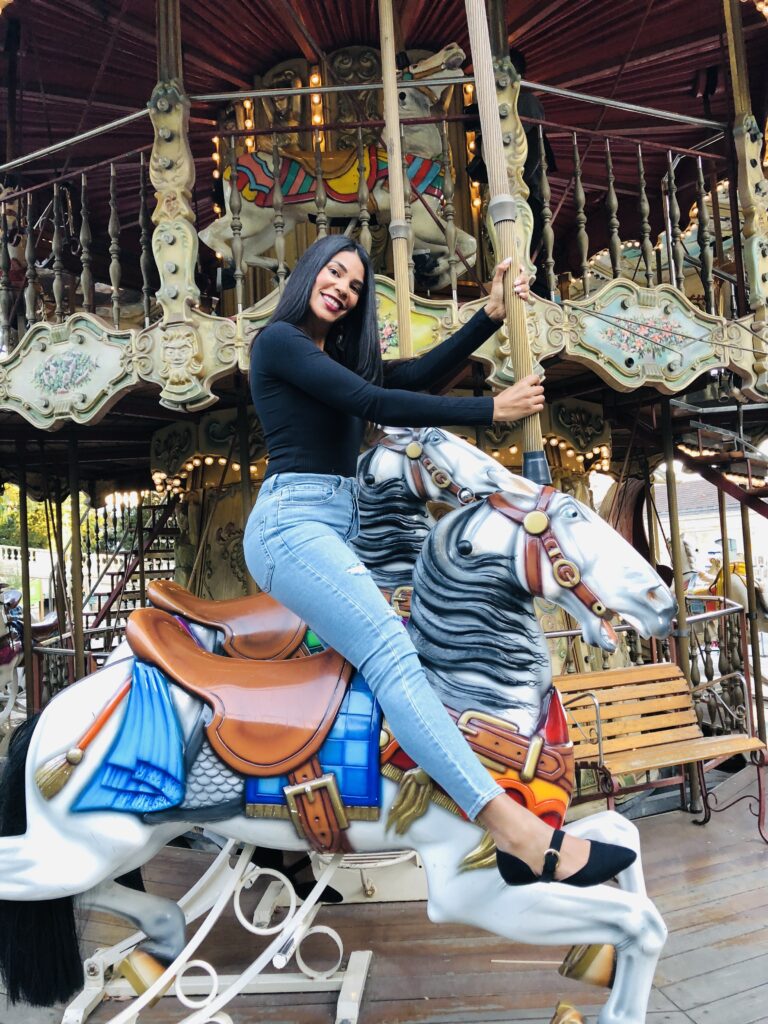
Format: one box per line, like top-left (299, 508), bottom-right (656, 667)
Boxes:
top-left (126, 607), bottom-right (354, 852)
top-left (147, 580), bottom-right (306, 660)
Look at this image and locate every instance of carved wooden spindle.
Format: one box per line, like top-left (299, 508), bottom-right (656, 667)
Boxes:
top-left (0, 209), bottom-right (11, 350)
top-left (718, 617), bottom-right (729, 676)
top-left (228, 138), bottom-right (245, 313)
top-left (696, 156), bottom-right (715, 314)
top-left (730, 615), bottom-right (742, 671)
top-left (52, 185), bottom-right (66, 323)
top-left (356, 127), bottom-right (372, 254)
top-left (605, 140), bottom-right (621, 278)
top-left (138, 155), bottom-right (153, 326)
top-left (313, 130), bottom-right (328, 240)
top-left (632, 629), bottom-right (645, 666)
top-left (271, 134), bottom-right (287, 294)
top-left (79, 174), bottom-right (95, 315)
top-left (538, 125), bottom-right (556, 299)
top-left (108, 164), bottom-right (121, 328)
top-left (708, 626), bottom-right (720, 684)
top-left (690, 634), bottom-right (701, 687)
top-left (84, 514), bottom-right (93, 594)
top-left (440, 120), bottom-right (459, 304)
top-left (401, 133), bottom-right (415, 292)
top-left (572, 133), bottom-right (590, 295)
top-left (636, 145), bottom-right (654, 288)
top-left (666, 151), bottom-right (684, 291)
top-left (24, 194), bottom-right (39, 326)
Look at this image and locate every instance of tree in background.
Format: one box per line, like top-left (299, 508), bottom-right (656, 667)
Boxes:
top-left (0, 486), bottom-right (54, 549)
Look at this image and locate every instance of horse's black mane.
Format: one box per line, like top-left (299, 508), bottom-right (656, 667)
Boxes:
top-left (352, 448), bottom-right (431, 587)
top-left (408, 502), bottom-right (549, 711)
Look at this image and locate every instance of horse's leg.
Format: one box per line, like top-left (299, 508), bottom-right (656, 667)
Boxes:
top-left (83, 879), bottom-right (187, 966)
top-left (408, 202), bottom-right (478, 289)
top-left (421, 845), bottom-right (665, 1024)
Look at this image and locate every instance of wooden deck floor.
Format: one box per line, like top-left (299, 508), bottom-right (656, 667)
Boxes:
top-left (3, 766), bottom-right (768, 1024)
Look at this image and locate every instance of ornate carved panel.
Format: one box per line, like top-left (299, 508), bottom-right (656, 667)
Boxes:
top-left (0, 313), bottom-right (137, 428)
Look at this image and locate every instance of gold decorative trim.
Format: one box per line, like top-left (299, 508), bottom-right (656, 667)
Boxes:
top-left (245, 802), bottom-right (380, 822)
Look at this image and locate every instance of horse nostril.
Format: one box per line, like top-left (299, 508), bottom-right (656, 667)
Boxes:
top-left (399, 91), bottom-right (407, 103)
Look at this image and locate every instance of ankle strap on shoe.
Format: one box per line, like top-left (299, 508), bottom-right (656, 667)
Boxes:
top-left (541, 828), bottom-right (565, 883)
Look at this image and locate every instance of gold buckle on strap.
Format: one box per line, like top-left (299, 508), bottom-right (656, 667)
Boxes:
top-left (391, 585), bottom-right (413, 618)
top-left (283, 773), bottom-right (350, 838)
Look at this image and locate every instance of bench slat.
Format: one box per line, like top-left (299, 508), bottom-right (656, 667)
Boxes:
top-left (573, 723), bottom-right (704, 758)
top-left (595, 735), bottom-right (765, 776)
top-left (554, 664), bottom-right (685, 692)
top-left (571, 711), bottom-right (700, 745)
top-left (564, 680), bottom-right (692, 705)
top-left (567, 693), bottom-right (697, 724)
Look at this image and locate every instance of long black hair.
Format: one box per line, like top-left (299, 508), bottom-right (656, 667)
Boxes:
top-left (267, 235), bottom-right (383, 384)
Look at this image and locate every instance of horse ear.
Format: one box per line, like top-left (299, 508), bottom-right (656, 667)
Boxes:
top-left (381, 426), bottom-right (414, 440)
top-left (426, 500), bottom-right (454, 521)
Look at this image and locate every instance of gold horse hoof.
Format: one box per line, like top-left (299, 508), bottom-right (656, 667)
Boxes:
top-left (116, 949), bottom-right (171, 1003)
top-left (549, 1001), bottom-right (585, 1024)
top-left (559, 942), bottom-right (617, 989)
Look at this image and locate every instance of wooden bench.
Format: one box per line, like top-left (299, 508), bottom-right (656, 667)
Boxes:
top-left (554, 663), bottom-right (766, 823)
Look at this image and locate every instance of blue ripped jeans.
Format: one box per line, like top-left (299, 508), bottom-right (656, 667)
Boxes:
top-left (243, 472), bottom-right (503, 821)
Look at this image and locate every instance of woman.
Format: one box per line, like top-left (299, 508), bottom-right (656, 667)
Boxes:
top-left (245, 235), bottom-right (634, 886)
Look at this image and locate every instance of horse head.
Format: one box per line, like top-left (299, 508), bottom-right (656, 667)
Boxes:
top-left (398, 44), bottom-right (466, 156)
top-left (428, 480), bottom-right (677, 654)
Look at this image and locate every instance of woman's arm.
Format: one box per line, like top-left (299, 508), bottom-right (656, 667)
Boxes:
top-left (383, 260), bottom-right (529, 391)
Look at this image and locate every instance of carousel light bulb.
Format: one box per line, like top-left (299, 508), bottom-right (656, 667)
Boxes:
top-left (309, 72), bottom-right (321, 87)
top-left (232, 462), bottom-right (241, 472)
top-left (549, 437), bottom-right (559, 447)
top-left (180, 471), bottom-right (188, 479)
top-left (215, 251), bottom-right (222, 259)
top-left (472, 196), bottom-right (482, 209)
top-left (184, 461), bottom-right (193, 471)
top-left (204, 456), bottom-right (214, 466)
top-left (312, 112), bottom-right (323, 126)
top-left (212, 151), bottom-right (220, 163)
top-left (566, 448), bottom-right (574, 457)
top-left (212, 135), bottom-right (219, 145)
top-left (492, 449), bottom-right (500, 458)
top-left (559, 441), bottom-right (566, 450)
top-left (245, 137), bottom-right (255, 150)
top-left (192, 457), bottom-right (202, 467)
top-left (468, 140), bottom-right (476, 153)
top-left (509, 444), bottom-right (518, 455)
top-left (244, 118), bottom-right (253, 129)
top-left (311, 93), bottom-right (322, 105)
top-left (250, 465), bottom-right (257, 474)
top-left (243, 98), bottom-right (253, 110)
top-left (218, 457), bottom-right (227, 465)
top-left (576, 454), bottom-right (585, 463)
top-left (212, 169), bottom-right (220, 179)
top-left (600, 445), bottom-right (609, 456)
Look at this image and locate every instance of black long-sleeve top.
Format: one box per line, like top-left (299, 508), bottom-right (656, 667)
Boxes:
top-left (250, 307), bottom-right (498, 478)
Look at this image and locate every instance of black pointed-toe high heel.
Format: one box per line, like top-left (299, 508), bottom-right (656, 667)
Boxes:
top-left (496, 828), bottom-right (637, 888)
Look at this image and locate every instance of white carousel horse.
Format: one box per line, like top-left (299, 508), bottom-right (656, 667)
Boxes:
top-left (198, 44), bottom-right (477, 290)
top-left (0, 472), bottom-right (675, 1023)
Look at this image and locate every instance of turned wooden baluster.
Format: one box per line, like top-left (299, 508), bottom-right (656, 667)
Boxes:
top-left (0, 209), bottom-right (11, 350)
top-left (228, 138), bottom-right (245, 313)
top-left (139, 155), bottom-right (153, 326)
top-left (605, 140), bottom-right (621, 278)
top-left (440, 120), bottom-right (459, 305)
top-left (696, 156), bottom-right (715, 314)
top-left (108, 164), bottom-right (121, 328)
top-left (356, 127), bottom-right (372, 254)
top-left (538, 125), bottom-right (556, 300)
top-left (52, 185), bottom-right (66, 323)
top-left (313, 130), bottom-right (328, 240)
top-left (79, 174), bottom-right (95, 315)
top-left (666, 151), bottom-right (684, 292)
top-left (572, 133), bottom-right (589, 295)
top-left (401, 131), bottom-right (415, 292)
top-left (84, 514), bottom-right (93, 594)
top-left (690, 632), bottom-right (701, 687)
top-left (271, 134), bottom-right (287, 294)
top-left (702, 631), bottom-right (715, 683)
top-left (24, 194), bottom-right (39, 326)
top-left (636, 145), bottom-right (654, 288)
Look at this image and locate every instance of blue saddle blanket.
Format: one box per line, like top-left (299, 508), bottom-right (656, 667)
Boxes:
top-left (246, 671), bottom-right (381, 809)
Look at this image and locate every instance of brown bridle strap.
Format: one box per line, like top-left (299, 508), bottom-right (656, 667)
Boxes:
top-left (379, 436), bottom-right (475, 505)
top-left (487, 490), bottom-right (611, 620)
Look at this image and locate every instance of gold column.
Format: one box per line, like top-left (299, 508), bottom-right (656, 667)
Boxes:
top-left (377, 0), bottom-right (413, 357)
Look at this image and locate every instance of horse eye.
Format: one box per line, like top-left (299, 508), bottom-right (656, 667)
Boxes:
top-left (457, 540), bottom-right (473, 555)
top-left (363, 474), bottom-right (376, 485)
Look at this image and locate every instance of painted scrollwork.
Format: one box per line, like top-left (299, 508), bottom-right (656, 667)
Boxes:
top-left (733, 113), bottom-right (768, 314)
top-left (555, 405), bottom-right (606, 451)
top-left (158, 324), bottom-right (205, 395)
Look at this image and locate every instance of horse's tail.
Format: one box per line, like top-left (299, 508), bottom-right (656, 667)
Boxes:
top-left (0, 715), bottom-right (83, 1006)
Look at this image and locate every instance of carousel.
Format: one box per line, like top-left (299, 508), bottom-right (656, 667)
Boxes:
top-left (0, 0), bottom-right (767, 1021)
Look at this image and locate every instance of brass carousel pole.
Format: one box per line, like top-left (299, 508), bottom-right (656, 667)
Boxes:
top-left (237, 390), bottom-right (258, 595)
top-left (661, 401), bottom-right (690, 677)
top-left (68, 436), bottom-right (85, 680)
top-left (463, 0), bottom-right (549, 482)
top-left (18, 441), bottom-right (35, 715)
top-left (378, 0), bottom-right (413, 358)
top-left (740, 504), bottom-right (766, 742)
